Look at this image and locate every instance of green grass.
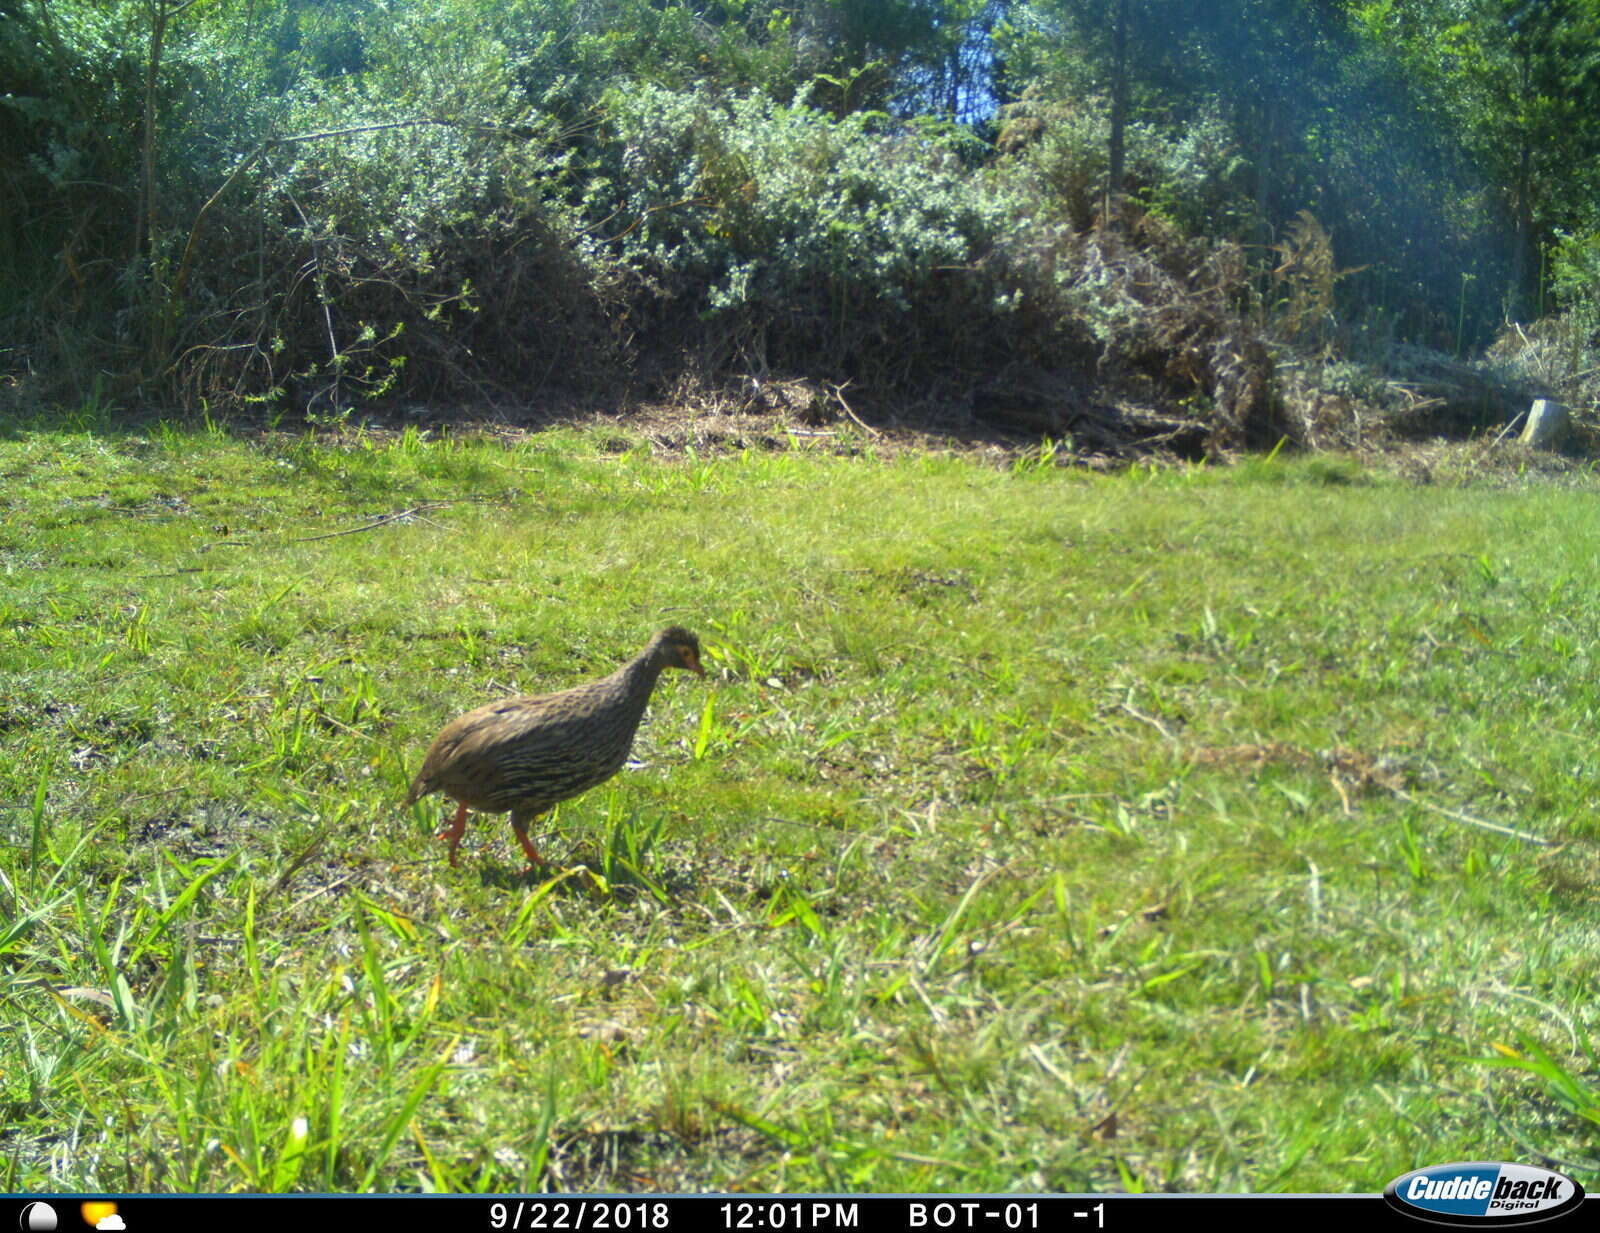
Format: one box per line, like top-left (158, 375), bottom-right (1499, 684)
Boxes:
top-left (2, 416), bottom-right (1599, 1193)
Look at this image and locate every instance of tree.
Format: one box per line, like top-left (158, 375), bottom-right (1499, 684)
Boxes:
top-left (1357, 0), bottom-right (1600, 317)
top-left (1106, 0), bottom-right (1128, 218)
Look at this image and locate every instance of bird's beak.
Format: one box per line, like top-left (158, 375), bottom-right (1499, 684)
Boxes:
top-left (688, 651), bottom-right (706, 677)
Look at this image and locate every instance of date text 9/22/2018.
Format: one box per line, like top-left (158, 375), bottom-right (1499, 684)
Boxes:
top-left (489, 1201), bottom-right (670, 1230)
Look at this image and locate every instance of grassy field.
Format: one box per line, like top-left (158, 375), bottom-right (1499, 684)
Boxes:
top-left (2, 410), bottom-right (1598, 1194)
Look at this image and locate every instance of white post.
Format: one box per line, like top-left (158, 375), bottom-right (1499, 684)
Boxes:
top-left (1519, 399), bottom-right (1568, 448)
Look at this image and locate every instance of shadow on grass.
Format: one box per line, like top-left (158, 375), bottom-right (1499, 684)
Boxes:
top-left (466, 807), bottom-right (699, 904)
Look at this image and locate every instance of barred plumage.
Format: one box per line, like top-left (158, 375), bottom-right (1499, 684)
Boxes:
top-left (405, 627), bottom-right (705, 867)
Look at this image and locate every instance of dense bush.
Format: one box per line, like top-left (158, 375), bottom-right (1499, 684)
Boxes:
top-left (176, 44), bottom-right (616, 415)
top-left (7, 0), bottom-right (1592, 452)
top-left (593, 86), bottom-right (1037, 383)
top-left (0, 0), bottom-right (1289, 453)
top-left (996, 91), bottom-right (1251, 236)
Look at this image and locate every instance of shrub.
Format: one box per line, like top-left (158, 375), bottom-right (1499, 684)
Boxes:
top-left (589, 84), bottom-right (1032, 383)
top-left (2, 0), bottom-right (1291, 452)
top-left (160, 2), bottom-right (628, 416)
top-left (995, 91), bottom-right (1252, 236)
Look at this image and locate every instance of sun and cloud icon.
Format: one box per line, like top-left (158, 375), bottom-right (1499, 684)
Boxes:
top-left (78, 1207), bottom-right (123, 1231)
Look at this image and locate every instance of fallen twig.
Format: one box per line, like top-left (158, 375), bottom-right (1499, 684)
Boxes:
top-left (1490, 409), bottom-right (1528, 447)
top-left (209, 502), bottom-right (451, 548)
top-left (828, 382), bottom-right (881, 438)
top-left (271, 826), bottom-right (334, 895)
top-left (1119, 697), bottom-right (1178, 744)
top-left (290, 501), bottom-right (450, 543)
top-left (274, 868), bottom-right (366, 918)
top-left (1391, 787), bottom-right (1555, 847)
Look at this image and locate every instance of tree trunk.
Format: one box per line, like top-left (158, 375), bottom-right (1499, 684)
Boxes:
top-left (136, 0), bottom-right (171, 262)
top-left (1509, 36), bottom-right (1534, 318)
top-left (1106, 0), bottom-right (1129, 225)
top-left (986, 1), bottom-right (1015, 112)
top-left (1511, 135), bottom-right (1532, 317)
top-left (1255, 87), bottom-right (1275, 254)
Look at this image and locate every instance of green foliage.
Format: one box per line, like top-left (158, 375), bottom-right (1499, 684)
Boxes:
top-left (1007, 0), bottom-right (1526, 351)
top-left (997, 91), bottom-right (1249, 233)
top-left (0, 0), bottom-right (1032, 410)
top-left (1550, 228), bottom-right (1600, 342)
top-left (1355, 0), bottom-right (1600, 319)
top-left (595, 84), bottom-right (1027, 375)
top-left (1480, 229), bottom-right (1600, 417)
top-left (9, 0), bottom-right (1600, 418)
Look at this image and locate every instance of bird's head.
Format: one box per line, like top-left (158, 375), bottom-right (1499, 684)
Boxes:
top-left (656, 626), bottom-right (706, 676)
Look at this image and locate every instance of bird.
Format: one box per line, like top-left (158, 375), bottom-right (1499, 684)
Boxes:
top-left (404, 626), bottom-right (706, 868)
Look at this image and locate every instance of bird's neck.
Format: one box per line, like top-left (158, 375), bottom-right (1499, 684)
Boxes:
top-left (619, 648), bottom-right (667, 696)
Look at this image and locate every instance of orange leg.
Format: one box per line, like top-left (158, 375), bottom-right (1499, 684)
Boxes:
top-left (510, 810), bottom-right (548, 870)
top-left (437, 801), bottom-right (469, 866)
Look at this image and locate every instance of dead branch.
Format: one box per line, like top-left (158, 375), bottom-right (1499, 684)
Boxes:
top-left (1389, 787), bottom-right (1556, 848)
top-left (206, 502), bottom-right (450, 549)
top-left (829, 381), bottom-right (881, 438)
top-left (288, 502), bottom-right (450, 543)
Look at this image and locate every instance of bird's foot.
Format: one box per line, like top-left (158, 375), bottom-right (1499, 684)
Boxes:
top-left (437, 802), bottom-right (469, 867)
top-left (514, 832), bottom-right (546, 870)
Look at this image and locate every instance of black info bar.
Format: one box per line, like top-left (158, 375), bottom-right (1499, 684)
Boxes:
top-left (7, 1193), bottom-right (1593, 1233)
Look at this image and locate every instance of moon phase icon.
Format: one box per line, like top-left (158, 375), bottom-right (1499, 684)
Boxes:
top-left (19, 1203), bottom-right (57, 1232)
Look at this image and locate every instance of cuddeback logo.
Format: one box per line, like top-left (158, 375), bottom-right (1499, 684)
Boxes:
top-left (1384, 1162), bottom-right (1586, 1226)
